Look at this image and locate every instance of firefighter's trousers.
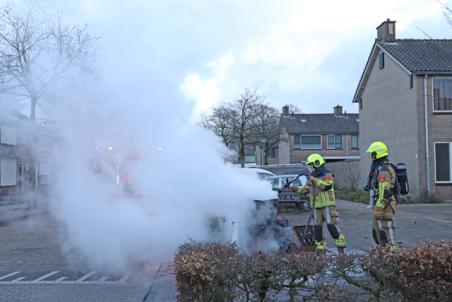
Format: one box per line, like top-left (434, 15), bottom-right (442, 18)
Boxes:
top-left (372, 198), bottom-right (397, 247)
top-left (313, 205), bottom-right (346, 249)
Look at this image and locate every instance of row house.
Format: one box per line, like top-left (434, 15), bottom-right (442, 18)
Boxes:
top-left (272, 105), bottom-right (359, 165)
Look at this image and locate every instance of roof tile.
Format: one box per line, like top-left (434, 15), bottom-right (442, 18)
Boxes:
top-left (282, 114), bottom-right (359, 134)
top-left (378, 39), bottom-right (452, 73)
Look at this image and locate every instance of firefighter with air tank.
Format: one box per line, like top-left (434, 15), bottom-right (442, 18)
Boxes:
top-left (364, 141), bottom-right (404, 252)
top-left (290, 153), bottom-right (346, 253)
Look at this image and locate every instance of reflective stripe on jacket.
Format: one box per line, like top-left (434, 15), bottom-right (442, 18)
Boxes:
top-left (296, 171), bottom-right (336, 208)
top-left (373, 162), bottom-right (397, 208)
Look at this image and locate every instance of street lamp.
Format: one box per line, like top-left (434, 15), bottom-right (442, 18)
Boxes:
top-left (260, 137), bottom-right (267, 166)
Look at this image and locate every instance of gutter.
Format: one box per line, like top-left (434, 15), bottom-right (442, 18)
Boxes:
top-left (424, 75), bottom-right (431, 193)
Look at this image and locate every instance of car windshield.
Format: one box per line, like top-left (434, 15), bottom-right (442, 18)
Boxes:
top-left (271, 177), bottom-right (280, 189)
top-left (257, 172), bottom-right (274, 182)
top-left (272, 175), bottom-right (308, 190)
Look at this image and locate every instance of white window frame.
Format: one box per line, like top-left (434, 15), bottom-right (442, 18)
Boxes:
top-left (299, 135), bottom-right (322, 150)
top-left (327, 134), bottom-right (342, 150)
top-left (432, 77), bottom-right (452, 113)
top-left (434, 142), bottom-right (452, 184)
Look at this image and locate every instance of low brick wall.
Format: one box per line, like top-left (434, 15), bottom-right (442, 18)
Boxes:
top-left (326, 160), bottom-right (361, 190)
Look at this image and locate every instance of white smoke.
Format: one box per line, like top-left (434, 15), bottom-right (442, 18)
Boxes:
top-left (49, 87), bottom-right (276, 271)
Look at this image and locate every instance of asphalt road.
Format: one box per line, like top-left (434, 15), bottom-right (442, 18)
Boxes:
top-left (0, 212), bottom-right (176, 302)
top-left (283, 199), bottom-right (452, 250)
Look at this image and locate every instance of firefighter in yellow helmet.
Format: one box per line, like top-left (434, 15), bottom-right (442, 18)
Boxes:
top-left (366, 141), bottom-right (397, 251)
top-left (291, 153), bottom-right (346, 253)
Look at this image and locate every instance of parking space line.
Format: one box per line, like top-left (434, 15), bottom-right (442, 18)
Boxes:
top-left (118, 272), bottom-right (131, 283)
top-left (55, 277), bottom-right (67, 282)
top-left (0, 271), bottom-right (135, 284)
top-left (76, 271), bottom-right (96, 282)
top-left (0, 272), bottom-right (20, 280)
top-left (32, 271), bottom-right (59, 282)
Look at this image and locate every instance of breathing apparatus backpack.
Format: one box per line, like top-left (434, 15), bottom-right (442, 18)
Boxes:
top-left (390, 163), bottom-right (409, 196)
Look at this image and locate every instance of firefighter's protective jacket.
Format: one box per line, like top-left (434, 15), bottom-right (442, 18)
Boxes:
top-left (372, 160), bottom-right (397, 209)
top-left (294, 166), bottom-right (336, 208)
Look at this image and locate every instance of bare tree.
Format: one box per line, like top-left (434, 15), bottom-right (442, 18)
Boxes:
top-left (204, 89), bottom-right (280, 167)
top-left (253, 104), bottom-right (280, 165)
top-left (0, 2), bottom-right (97, 120)
top-left (344, 161), bottom-right (360, 191)
top-left (437, 0), bottom-right (452, 27)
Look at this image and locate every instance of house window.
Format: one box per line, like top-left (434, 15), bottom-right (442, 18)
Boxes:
top-left (0, 159), bottom-right (17, 186)
top-left (327, 134), bottom-right (342, 149)
top-left (0, 125), bottom-right (17, 145)
top-left (379, 53), bottom-right (385, 69)
top-left (298, 135), bottom-right (321, 150)
top-left (269, 146), bottom-right (278, 158)
top-left (433, 79), bottom-right (452, 111)
top-left (351, 135), bottom-right (359, 150)
top-left (435, 142), bottom-right (452, 182)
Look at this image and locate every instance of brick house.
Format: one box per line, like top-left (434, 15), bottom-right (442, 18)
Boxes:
top-left (353, 19), bottom-right (452, 199)
top-left (273, 105), bottom-right (360, 165)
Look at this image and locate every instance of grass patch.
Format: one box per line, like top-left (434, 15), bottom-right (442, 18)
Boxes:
top-left (335, 189), bottom-right (369, 203)
top-left (335, 189), bottom-right (444, 204)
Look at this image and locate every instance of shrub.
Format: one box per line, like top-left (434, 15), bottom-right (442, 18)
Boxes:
top-left (364, 242), bottom-right (452, 301)
top-left (175, 241), bottom-right (239, 301)
top-left (403, 192), bottom-right (444, 204)
top-left (175, 241), bottom-right (452, 301)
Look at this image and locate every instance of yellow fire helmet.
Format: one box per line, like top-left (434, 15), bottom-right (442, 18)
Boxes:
top-left (367, 141), bottom-right (389, 160)
top-left (306, 153), bottom-right (325, 168)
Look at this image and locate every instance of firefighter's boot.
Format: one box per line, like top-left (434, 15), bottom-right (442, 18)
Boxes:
top-left (334, 233), bottom-right (346, 247)
top-left (389, 245), bottom-right (398, 252)
top-left (315, 240), bottom-right (327, 252)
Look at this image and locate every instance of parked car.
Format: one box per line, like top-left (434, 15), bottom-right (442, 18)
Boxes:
top-left (237, 167), bottom-right (276, 183)
top-left (271, 171), bottom-right (310, 207)
top-left (271, 174), bottom-right (308, 191)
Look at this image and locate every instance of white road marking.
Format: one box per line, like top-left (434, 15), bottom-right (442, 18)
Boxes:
top-left (0, 272), bottom-right (20, 280)
top-left (76, 271), bottom-right (97, 282)
top-left (0, 271), bottom-right (135, 284)
top-left (118, 272), bottom-right (131, 283)
top-left (32, 271), bottom-right (59, 283)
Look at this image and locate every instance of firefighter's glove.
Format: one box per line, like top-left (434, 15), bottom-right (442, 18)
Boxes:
top-left (374, 207), bottom-right (384, 220)
top-left (289, 184), bottom-right (299, 193)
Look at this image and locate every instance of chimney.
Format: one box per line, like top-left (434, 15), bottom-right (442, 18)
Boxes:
top-left (282, 105), bottom-right (289, 116)
top-left (376, 19), bottom-right (396, 42)
top-left (334, 105), bottom-right (343, 116)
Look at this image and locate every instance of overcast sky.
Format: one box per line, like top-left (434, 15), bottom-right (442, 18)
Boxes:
top-left (23, 0), bottom-right (452, 118)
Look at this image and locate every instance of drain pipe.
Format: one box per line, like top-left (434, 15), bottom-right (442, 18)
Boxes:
top-left (424, 75), bottom-right (431, 193)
